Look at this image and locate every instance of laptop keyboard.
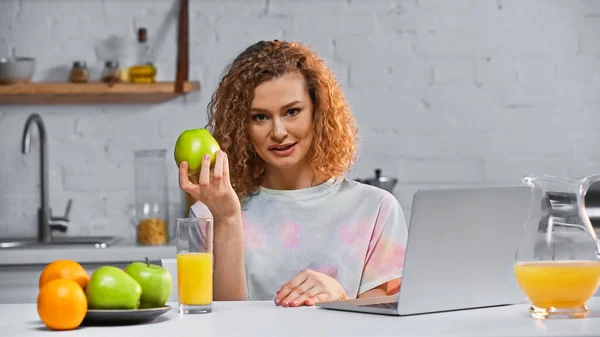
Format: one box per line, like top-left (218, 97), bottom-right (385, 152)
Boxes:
top-left (358, 302), bottom-right (398, 310)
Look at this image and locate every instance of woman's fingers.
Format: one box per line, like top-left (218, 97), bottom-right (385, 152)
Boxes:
top-left (178, 162), bottom-right (193, 192)
top-left (222, 152), bottom-right (231, 182)
top-left (281, 279), bottom-right (319, 307)
top-left (280, 281), bottom-right (317, 307)
top-left (286, 283), bottom-right (325, 307)
top-left (276, 270), bottom-right (311, 305)
top-left (199, 154), bottom-right (212, 186)
top-left (311, 293), bottom-right (331, 304)
top-left (213, 151), bottom-right (224, 182)
top-left (179, 151), bottom-right (232, 206)
top-left (289, 294), bottom-right (310, 307)
top-left (285, 278), bottom-right (318, 303)
top-left (304, 297), bottom-right (316, 306)
top-left (287, 283), bottom-right (323, 307)
top-left (281, 290), bottom-right (302, 307)
top-left (304, 284), bottom-right (322, 298)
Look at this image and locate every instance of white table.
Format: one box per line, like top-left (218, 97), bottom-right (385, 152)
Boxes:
top-left (3, 298), bottom-right (600, 337)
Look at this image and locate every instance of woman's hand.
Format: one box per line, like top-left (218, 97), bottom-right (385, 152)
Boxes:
top-left (275, 269), bottom-right (349, 307)
top-left (178, 150), bottom-right (241, 220)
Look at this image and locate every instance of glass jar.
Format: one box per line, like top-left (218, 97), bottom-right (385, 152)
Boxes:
top-left (69, 61), bottom-right (89, 83)
top-left (102, 60), bottom-right (121, 83)
top-left (132, 149), bottom-right (170, 246)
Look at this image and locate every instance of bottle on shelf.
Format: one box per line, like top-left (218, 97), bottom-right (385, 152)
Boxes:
top-left (128, 27), bottom-right (157, 84)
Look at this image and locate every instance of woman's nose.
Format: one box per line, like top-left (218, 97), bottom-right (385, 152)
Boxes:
top-left (271, 120), bottom-right (288, 140)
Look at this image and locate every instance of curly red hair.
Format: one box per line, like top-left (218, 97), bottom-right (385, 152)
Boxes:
top-left (206, 40), bottom-right (358, 201)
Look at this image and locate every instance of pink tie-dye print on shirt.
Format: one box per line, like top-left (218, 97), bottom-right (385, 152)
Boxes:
top-left (242, 212), bottom-right (267, 250)
top-left (280, 222), bottom-right (301, 249)
top-left (340, 218), bottom-right (377, 259)
top-left (362, 235), bottom-right (407, 285)
top-left (190, 177), bottom-right (409, 300)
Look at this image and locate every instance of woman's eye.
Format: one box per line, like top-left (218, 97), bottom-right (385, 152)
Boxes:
top-left (287, 108), bottom-right (300, 116)
top-left (252, 114), bottom-right (267, 121)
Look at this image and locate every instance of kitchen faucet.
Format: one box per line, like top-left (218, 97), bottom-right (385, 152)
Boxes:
top-left (21, 113), bottom-right (72, 243)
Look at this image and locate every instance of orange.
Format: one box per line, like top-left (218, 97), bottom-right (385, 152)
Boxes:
top-left (37, 279), bottom-right (88, 330)
top-left (39, 260), bottom-right (89, 289)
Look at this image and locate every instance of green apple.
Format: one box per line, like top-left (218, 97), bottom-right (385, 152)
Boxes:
top-left (86, 266), bottom-right (142, 310)
top-left (124, 259), bottom-right (172, 309)
top-left (174, 128), bottom-right (221, 175)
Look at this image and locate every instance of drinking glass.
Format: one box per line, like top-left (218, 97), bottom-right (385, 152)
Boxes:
top-left (176, 217), bottom-right (213, 314)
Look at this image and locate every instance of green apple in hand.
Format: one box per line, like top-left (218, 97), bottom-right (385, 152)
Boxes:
top-left (124, 258), bottom-right (172, 309)
top-left (174, 128), bottom-right (221, 175)
top-left (86, 266), bottom-right (142, 310)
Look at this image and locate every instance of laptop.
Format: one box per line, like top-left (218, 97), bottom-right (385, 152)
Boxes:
top-left (316, 186), bottom-right (531, 316)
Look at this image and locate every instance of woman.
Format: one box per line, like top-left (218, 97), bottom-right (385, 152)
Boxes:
top-left (178, 40), bottom-right (408, 307)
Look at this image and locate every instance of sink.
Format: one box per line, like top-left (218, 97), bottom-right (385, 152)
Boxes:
top-left (0, 236), bottom-right (120, 249)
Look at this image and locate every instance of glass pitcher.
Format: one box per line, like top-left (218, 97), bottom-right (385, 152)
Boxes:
top-left (514, 174), bottom-right (600, 319)
top-left (132, 149), bottom-right (170, 246)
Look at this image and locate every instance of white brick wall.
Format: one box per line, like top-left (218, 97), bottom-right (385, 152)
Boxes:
top-left (1, 0), bottom-right (599, 239)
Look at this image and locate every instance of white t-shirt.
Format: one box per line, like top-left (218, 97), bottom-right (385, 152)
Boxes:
top-left (190, 176), bottom-right (408, 301)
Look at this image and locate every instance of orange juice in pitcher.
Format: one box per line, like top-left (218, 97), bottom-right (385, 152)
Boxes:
top-left (515, 174), bottom-right (600, 319)
top-left (515, 260), bottom-right (600, 309)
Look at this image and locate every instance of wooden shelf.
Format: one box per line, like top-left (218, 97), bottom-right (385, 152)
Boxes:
top-left (1, 0), bottom-right (195, 106)
top-left (0, 81), bottom-right (200, 105)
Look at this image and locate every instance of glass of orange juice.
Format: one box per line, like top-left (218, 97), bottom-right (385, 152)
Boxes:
top-left (515, 174), bottom-right (600, 319)
top-left (175, 217), bottom-right (213, 314)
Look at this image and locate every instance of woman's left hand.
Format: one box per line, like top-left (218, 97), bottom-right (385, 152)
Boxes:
top-left (275, 269), bottom-right (349, 307)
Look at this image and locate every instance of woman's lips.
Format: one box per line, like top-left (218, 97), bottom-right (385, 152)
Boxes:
top-left (269, 142), bottom-right (297, 157)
